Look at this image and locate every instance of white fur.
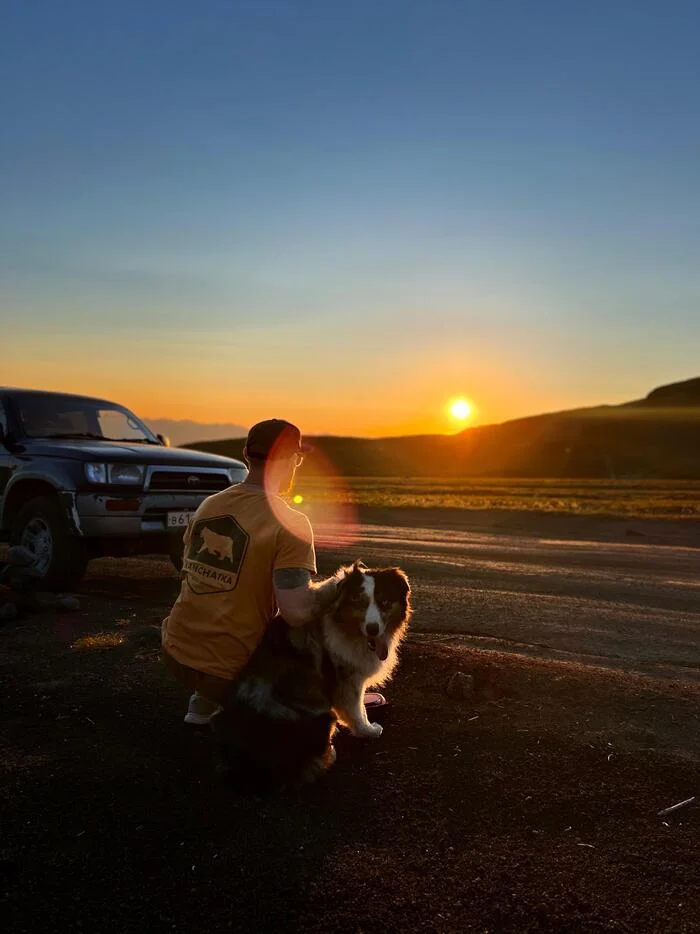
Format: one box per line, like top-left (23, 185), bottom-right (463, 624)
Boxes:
top-left (360, 574), bottom-right (384, 635)
top-left (322, 614), bottom-right (400, 688)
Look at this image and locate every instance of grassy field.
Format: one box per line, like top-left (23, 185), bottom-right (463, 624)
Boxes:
top-left (293, 477), bottom-right (700, 519)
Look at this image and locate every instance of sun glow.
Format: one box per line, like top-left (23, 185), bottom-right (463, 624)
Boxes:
top-left (448, 398), bottom-right (473, 422)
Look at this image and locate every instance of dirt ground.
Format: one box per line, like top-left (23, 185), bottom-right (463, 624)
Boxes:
top-left (2, 534), bottom-right (699, 933)
top-left (350, 506), bottom-right (700, 550)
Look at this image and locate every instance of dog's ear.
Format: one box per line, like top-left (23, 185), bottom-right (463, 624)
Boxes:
top-left (342, 560), bottom-right (367, 580)
top-left (332, 564), bottom-right (354, 594)
top-left (379, 567), bottom-right (410, 602)
top-left (333, 561), bottom-right (365, 600)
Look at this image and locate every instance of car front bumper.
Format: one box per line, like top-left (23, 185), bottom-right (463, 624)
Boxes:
top-left (66, 492), bottom-right (212, 538)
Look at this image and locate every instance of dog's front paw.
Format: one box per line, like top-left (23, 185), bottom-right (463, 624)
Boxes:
top-left (357, 721), bottom-right (383, 739)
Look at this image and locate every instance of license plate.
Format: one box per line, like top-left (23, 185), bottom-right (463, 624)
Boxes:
top-left (167, 510), bottom-right (195, 529)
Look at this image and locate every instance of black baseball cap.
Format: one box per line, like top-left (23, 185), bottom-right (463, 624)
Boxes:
top-left (244, 419), bottom-right (312, 461)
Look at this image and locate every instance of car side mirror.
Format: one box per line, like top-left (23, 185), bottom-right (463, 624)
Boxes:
top-left (157, 433), bottom-right (171, 447)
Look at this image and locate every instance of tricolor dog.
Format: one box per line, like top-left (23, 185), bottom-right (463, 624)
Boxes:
top-left (211, 561), bottom-right (411, 790)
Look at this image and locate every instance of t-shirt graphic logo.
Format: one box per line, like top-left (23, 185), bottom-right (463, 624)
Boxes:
top-left (197, 526), bottom-right (234, 563)
top-left (184, 514), bottom-right (249, 593)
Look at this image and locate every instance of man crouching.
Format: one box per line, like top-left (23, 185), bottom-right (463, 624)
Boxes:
top-left (161, 418), bottom-right (338, 730)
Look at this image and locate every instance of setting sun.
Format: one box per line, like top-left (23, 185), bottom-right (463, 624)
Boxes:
top-left (449, 398), bottom-right (473, 422)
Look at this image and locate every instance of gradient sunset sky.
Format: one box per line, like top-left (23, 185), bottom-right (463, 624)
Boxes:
top-left (3, 1), bottom-right (699, 437)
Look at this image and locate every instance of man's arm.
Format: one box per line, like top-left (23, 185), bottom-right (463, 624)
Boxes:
top-left (273, 568), bottom-right (340, 627)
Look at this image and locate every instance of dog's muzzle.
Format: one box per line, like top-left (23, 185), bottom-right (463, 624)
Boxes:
top-left (367, 634), bottom-right (389, 661)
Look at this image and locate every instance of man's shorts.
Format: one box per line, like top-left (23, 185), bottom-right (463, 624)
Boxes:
top-left (161, 649), bottom-right (237, 707)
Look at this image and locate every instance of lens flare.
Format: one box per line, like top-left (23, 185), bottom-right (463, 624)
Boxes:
top-left (265, 447), bottom-right (360, 552)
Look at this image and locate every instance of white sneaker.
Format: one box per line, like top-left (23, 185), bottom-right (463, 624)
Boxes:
top-left (184, 692), bottom-right (222, 725)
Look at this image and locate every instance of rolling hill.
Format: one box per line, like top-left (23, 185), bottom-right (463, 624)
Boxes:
top-left (184, 377), bottom-right (700, 479)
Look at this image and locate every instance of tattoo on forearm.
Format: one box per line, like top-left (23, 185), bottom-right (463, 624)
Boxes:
top-left (274, 568), bottom-right (312, 590)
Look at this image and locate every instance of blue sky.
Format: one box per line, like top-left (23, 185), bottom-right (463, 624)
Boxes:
top-left (2, 0), bottom-right (699, 435)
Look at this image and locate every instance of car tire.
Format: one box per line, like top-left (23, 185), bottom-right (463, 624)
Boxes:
top-left (10, 496), bottom-right (88, 592)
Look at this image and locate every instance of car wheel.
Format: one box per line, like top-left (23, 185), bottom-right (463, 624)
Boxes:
top-left (10, 496), bottom-right (88, 591)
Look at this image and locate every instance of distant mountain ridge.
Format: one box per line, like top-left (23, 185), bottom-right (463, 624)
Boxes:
top-left (144, 418), bottom-right (246, 447)
top-left (183, 377), bottom-right (700, 479)
top-left (634, 376), bottom-right (700, 408)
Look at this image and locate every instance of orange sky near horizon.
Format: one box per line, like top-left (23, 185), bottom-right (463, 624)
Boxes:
top-left (4, 327), bottom-right (656, 438)
top-left (5, 327), bottom-right (556, 436)
top-left (3, 361), bottom-right (484, 437)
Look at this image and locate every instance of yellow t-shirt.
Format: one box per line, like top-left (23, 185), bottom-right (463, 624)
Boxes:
top-left (162, 484), bottom-right (316, 680)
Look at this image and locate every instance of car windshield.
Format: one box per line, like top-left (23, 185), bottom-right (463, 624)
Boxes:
top-left (15, 393), bottom-right (159, 444)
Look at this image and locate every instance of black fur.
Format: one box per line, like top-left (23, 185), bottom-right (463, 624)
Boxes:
top-left (211, 616), bottom-right (338, 792)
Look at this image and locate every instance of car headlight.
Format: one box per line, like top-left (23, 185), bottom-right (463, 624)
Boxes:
top-left (108, 464), bottom-right (144, 485)
top-left (227, 466), bottom-right (248, 484)
top-left (85, 463), bottom-right (107, 484)
top-left (85, 463), bottom-right (144, 485)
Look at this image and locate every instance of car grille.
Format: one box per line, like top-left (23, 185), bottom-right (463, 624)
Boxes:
top-left (148, 469), bottom-right (230, 493)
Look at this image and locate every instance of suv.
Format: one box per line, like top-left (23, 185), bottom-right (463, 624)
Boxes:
top-left (0, 388), bottom-right (248, 589)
